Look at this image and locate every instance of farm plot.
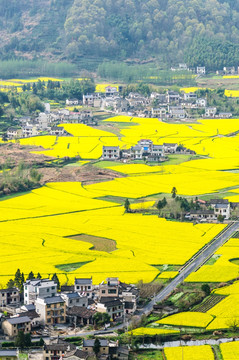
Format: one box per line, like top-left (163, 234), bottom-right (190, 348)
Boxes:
top-left (0, 181), bottom-right (224, 286)
top-left (164, 345), bottom-right (214, 360)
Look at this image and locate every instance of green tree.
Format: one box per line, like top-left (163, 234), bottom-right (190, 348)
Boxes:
top-left (37, 273), bottom-right (42, 279)
top-left (93, 338), bottom-right (101, 356)
top-left (171, 187), bottom-right (177, 199)
top-left (217, 214), bottom-right (225, 223)
top-left (27, 271), bottom-right (35, 280)
top-left (2, 133), bottom-right (8, 142)
top-left (25, 333), bottom-right (32, 348)
top-left (51, 273), bottom-right (60, 290)
top-left (124, 198), bottom-right (130, 213)
top-left (7, 279), bottom-right (15, 288)
top-left (15, 331), bottom-right (25, 349)
top-left (30, 168), bottom-right (42, 183)
top-left (0, 106), bottom-right (4, 117)
top-left (93, 312), bottom-right (110, 326)
top-left (39, 338), bottom-right (44, 346)
top-left (157, 197), bottom-right (167, 211)
top-left (14, 269), bottom-right (22, 289)
top-left (201, 284), bottom-right (211, 296)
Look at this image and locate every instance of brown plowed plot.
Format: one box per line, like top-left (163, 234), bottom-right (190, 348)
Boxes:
top-left (192, 295), bottom-right (226, 313)
top-left (40, 164), bottom-right (125, 184)
top-left (68, 234), bottom-right (117, 253)
top-left (0, 143), bottom-right (55, 166)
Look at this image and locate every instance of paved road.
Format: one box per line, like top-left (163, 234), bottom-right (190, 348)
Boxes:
top-left (141, 221), bottom-right (239, 316)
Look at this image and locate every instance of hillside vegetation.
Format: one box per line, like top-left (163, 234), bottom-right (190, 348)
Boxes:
top-left (2, 0), bottom-right (239, 69)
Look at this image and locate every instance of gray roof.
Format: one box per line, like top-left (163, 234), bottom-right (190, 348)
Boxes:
top-left (215, 204), bottom-right (229, 209)
top-left (191, 210), bottom-right (214, 215)
top-left (66, 292), bottom-right (81, 299)
top-left (99, 297), bottom-right (122, 307)
top-left (67, 307), bottom-right (95, 318)
top-left (75, 278), bottom-right (92, 285)
top-left (83, 339), bottom-right (108, 347)
top-left (42, 296), bottom-right (64, 304)
top-left (25, 278), bottom-right (53, 286)
top-left (0, 350), bottom-right (17, 357)
top-left (152, 145), bottom-right (163, 149)
top-left (65, 349), bottom-right (88, 360)
top-left (210, 199), bottom-right (229, 205)
top-left (21, 304), bottom-right (35, 311)
top-left (0, 287), bottom-right (18, 293)
top-left (103, 146), bottom-right (119, 150)
top-left (7, 316), bottom-right (31, 325)
top-left (131, 146), bottom-right (142, 150)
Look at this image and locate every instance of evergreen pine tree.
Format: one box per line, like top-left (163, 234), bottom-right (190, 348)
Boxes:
top-left (27, 271), bottom-right (35, 280)
top-left (14, 269), bottom-right (21, 289)
top-left (15, 331), bottom-right (25, 349)
top-left (51, 273), bottom-right (60, 290)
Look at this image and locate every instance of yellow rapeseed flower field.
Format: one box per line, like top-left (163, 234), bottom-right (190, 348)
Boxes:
top-left (164, 345), bottom-right (214, 360)
top-left (220, 341), bottom-right (239, 359)
top-left (1, 115), bottom-right (239, 288)
top-left (130, 327), bottom-right (179, 336)
top-left (157, 312), bottom-right (214, 328)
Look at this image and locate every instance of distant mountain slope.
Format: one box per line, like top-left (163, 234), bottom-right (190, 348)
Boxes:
top-left (1, 0), bottom-right (239, 69)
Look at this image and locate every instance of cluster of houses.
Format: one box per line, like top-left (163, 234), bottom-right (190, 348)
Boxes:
top-left (7, 104), bottom-right (95, 140)
top-left (186, 199), bottom-right (233, 222)
top-left (171, 63), bottom-right (206, 75)
top-left (0, 277), bottom-right (138, 339)
top-left (151, 90), bottom-right (232, 120)
top-left (102, 140), bottom-right (194, 162)
top-left (42, 337), bottom-right (129, 360)
top-left (216, 66), bottom-right (239, 75)
top-left (80, 86), bottom-right (231, 119)
top-left (171, 63), bottom-right (239, 76)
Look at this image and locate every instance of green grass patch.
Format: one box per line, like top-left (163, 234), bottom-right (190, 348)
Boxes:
top-left (132, 350), bottom-right (164, 360)
top-left (0, 190), bottom-right (32, 201)
top-left (229, 258), bottom-right (239, 265)
top-left (93, 160), bottom-right (122, 168)
top-left (55, 261), bottom-right (91, 272)
top-left (161, 154), bottom-right (193, 166)
top-left (205, 254), bottom-right (221, 265)
top-left (170, 292), bottom-right (184, 302)
top-left (212, 345), bottom-right (223, 360)
top-left (19, 354), bottom-right (28, 360)
top-left (153, 264), bottom-right (181, 272)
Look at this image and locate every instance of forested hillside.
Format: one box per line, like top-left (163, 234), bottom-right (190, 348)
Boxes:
top-left (2, 0), bottom-right (239, 70)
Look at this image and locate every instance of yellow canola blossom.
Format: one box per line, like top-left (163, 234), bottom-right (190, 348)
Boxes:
top-left (186, 238), bottom-right (239, 283)
top-left (225, 89), bottom-right (239, 97)
top-left (0, 182), bottom-right (224, 286)
top-left (223, 75), bottom-right (239, 78)
top-left (130, 328), bottom-right (179, 336)
top-left (164, 345), bottom-right (214, 360)
top-left (220, 341), bottom-right (239, 359)
top-left (157, 312), bottom-right (214, 328)
top-left (108, 164), bottom-right (164, 174)
top-left (157, 271), bottom-right (178, 279)
top-left (130, 201), bottom-right (155, 210)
